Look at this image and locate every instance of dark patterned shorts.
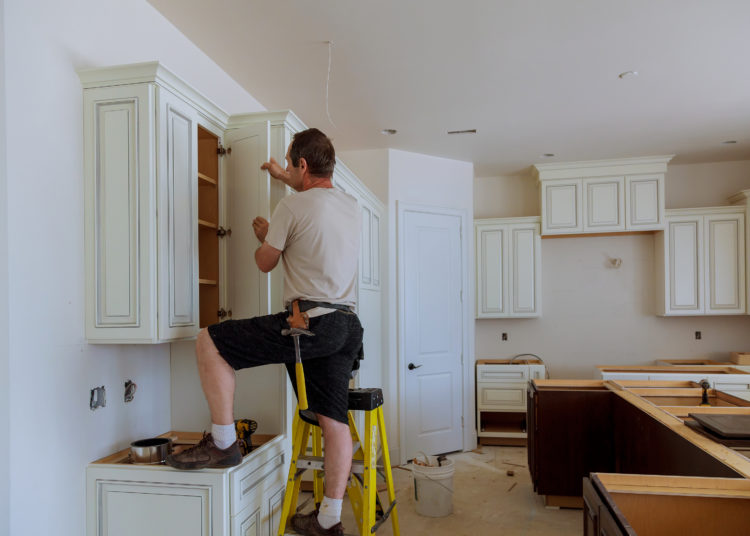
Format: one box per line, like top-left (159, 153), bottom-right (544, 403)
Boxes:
top-left (207, 310), bottom-right (364, 425)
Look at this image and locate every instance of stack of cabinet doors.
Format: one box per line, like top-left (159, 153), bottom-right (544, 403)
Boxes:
top-left (79, 61), bottom-right (384, 536)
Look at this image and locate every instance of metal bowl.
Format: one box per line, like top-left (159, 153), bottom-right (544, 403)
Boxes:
top-left (130, 437), bottom-right (172, 464)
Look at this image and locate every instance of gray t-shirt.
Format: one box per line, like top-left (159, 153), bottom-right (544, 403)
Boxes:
top-left (265, 187), bottom-right (360, 307)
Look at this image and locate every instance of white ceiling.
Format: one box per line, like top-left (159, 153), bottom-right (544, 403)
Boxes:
top-left (148, 0), bottom-right (750, 176)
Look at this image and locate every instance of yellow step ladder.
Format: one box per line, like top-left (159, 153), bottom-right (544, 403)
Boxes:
top-left (277, 388), bottom-right (400, 536)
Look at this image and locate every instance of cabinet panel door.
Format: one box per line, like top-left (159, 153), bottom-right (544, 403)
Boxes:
top-left (668, 218), bottom-right (703, 313)
top-left (626, 175), bottom-right (663, 230)
top-left (236, 506), bottom-right (261, 536)
top-left (98, 482), bottom-right (210, 536)
top-left (583, 177), bottom-right (624, 232)
top-left (510, 224), bottom-right (540, 316)
top-left (542, 180), bottom-right (582, 234)
top-left (84, 84), bottom-right (155, 341)
top-left (266, 486), bottom-right (284, 536)
top-left (705, 214), bottom-right (745, 314)
top-left (158, 87), bottom-right (199, 340)
top-left (476, 225), bottom-right (506, 317)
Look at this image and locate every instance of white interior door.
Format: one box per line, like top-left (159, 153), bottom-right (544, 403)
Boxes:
top-left (400, 206), bottom-right (464, 459)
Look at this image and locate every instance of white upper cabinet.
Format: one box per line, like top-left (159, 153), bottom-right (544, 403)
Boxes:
top-left (81, 62), bottom-right (384, 349)
top-left (81, 67), bottom-right (204, 343)
top-left (533, 156), bottom-right (672, 236)
top-left (655, 207), bottom-right (746, 316)
top-left (475, 217), bottom-right (541, 318)
top-left (729, 189), bottom-right (750, 315)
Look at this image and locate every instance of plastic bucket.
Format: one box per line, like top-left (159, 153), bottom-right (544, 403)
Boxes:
top-left (411, 455), bottom-right (455, 517)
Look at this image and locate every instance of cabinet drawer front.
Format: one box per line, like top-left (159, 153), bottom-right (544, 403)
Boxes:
top-left (477, 365), bottom-right (529, 382)
top-left (478, 385), bottom-right (527, 409)
top-left (231, 451), bottom-right (285, 516)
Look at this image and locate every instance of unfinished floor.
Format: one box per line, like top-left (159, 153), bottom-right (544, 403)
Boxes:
top-left (306, 446), bottom-right (581, 535)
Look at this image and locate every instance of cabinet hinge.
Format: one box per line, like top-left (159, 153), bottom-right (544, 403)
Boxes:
top-left (461, 416), bottom-right (464, 428)
top-left (217, 145), bottom-right (232, 156)
top-left (217, 227), bottom-right (231, 238)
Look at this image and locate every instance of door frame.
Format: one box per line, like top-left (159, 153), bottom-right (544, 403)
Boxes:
top-left (396, 202), bottom-right (474, 464)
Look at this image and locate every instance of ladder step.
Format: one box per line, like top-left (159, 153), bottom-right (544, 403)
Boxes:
top-left (296, 455), bottom-right (382, 474)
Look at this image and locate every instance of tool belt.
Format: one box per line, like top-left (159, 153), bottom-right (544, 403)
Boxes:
top-left (286, 300), bottom-right (354, 314)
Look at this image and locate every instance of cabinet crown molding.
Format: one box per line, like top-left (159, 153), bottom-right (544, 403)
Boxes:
top-left (665, 205), bottom-right (745, 217)
top-left (728, 189), bottom-right (750, 206)
top-left (475, 216), bottom-right (541, 226)
top-left (226, 110), bottom-right (307, 133)
top-left (532, 155), bottom-right (674, 182)
top-left (78, 61), bottom-right (229, 129)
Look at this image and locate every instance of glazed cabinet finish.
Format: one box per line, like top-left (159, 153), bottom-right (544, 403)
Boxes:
top-left (476, 363), bottom-right (545, 443)
top-left (475, 217), bottom-right (541, 318)
top-left (87, 437), bottom-right (286, 536)
top-left (533, 156), bottom-right (671, 236)
top-left (655, 207), bottom-right (746, 316)
top-left (83, 82), bottom-right (200, 342)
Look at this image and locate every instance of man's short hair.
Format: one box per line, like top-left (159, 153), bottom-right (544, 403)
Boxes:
top-left (290, 128), bottom-right (335, 178)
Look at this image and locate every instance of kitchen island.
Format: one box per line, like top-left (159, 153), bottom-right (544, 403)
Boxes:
top-left (528, 379), bottom-right (750, 508)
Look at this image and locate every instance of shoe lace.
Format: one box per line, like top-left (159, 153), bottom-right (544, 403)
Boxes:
top-left (180, 432), bottom-right (213, 455)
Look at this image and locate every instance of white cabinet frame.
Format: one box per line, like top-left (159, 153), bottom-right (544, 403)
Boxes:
top-left (533, 156), bottom-right (673, 236)
top-left (475, 217), bottom-right (541, 318)
top-left (656, 207), bottom-right (746, 316)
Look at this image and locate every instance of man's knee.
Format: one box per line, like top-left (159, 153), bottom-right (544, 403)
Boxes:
top-left (196, 328), bottom-right (216, 361)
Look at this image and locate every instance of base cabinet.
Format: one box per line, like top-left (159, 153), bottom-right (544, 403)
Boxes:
top-left (585, 473), bottom-right (750, 536)
top-left (476, 361), bottom-right (544, 444)
top-left (87, 436), bottom-right (285, 536)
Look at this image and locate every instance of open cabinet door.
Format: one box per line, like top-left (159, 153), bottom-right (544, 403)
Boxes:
top-left (223, 119), bottom-right (292, 437)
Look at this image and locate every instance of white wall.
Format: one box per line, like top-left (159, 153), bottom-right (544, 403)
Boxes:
top-left (474, 161), bottom-right (750, 378)
top-left (0, 2), bottom-right (10, 535)
top-left (4, 1), bottom-right (263, 535)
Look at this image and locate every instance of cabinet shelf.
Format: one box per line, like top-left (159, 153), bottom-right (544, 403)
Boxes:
top-left (198, 219), bottom-right (218, 230)
top-left (198, 172), bottom-right (217, 185)
top-left (199, 279), bottom-right (217, 286)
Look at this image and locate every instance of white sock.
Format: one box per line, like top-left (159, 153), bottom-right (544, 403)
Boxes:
top-left (211, 423), bottom-right (236, 450)
top-left (317, 496), bottom-right (342, 529)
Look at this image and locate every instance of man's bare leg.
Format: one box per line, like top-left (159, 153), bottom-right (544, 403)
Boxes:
top-left (196, 328), bottom-right (236, 425)
top-left (315, 414), bottom-right (352, 529)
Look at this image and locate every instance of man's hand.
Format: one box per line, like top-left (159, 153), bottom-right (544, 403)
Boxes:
top-left (261, 157), bottom-right (302, 191)
top-left (252, 217), bottom-right (269, 242)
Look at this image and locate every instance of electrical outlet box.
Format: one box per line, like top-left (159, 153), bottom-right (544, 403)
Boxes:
top-left (502, 333), bottom-right (508, 341)
top-left (695, 331), bottom-right (702, 340)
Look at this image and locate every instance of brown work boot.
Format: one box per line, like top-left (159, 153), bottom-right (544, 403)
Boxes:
top-left (290, 511), bottom-right (343, 536)
top-left (165, 432), bottom-right (242, 470)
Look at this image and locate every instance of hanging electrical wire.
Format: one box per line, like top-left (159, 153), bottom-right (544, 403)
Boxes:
top-left (325, 40), bottom-right (336, 128)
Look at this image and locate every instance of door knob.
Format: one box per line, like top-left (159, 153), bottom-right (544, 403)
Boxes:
top-left (408, 363), bottom-right (422, 370)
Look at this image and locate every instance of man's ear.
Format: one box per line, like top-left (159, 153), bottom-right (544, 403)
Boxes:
top-left (298, 157), bottom-right (308, 173)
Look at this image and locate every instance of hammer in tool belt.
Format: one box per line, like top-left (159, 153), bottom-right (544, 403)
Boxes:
top-left (282, 300), bottom-right (314, 410)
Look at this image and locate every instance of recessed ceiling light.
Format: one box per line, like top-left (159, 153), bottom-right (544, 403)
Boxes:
top-left (722, 140), bottom-right (738, 144)
top-left (381, 129), bottom-right (397, 136)
top-left (447, 129), bottom-right (477, 135)
top-left (618, 71), bottom-right (639, 79)
top-left (541, 153), bottom-right (555, 158)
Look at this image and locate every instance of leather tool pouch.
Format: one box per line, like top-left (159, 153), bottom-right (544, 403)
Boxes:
top-left (286, 300), bottom-right (310, 330)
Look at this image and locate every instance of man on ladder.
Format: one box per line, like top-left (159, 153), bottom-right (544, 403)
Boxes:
top-left (167, 128), bottom-right (363, 536)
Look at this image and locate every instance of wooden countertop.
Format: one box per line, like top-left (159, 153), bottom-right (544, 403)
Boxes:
top-left (477, 358), bottom-right (542, 365)
top-left (606, 383), bottom-right (750, 478)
